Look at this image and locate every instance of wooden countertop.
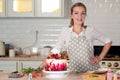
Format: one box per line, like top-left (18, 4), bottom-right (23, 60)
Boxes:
top-left (0, 71), bottom-right (106, 80)
top-left (0, 56), bottom-right (46, 61)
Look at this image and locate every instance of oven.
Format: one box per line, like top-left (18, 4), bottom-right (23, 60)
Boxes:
top-left (94, 46), bottom-right (120, 69)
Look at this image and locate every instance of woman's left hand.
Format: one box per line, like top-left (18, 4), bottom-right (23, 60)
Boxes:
top-left (90, 56), bottom-right (102, 65)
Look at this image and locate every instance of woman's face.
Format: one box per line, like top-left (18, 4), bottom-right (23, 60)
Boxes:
top-left (71, 6), bottom-right (86, 26)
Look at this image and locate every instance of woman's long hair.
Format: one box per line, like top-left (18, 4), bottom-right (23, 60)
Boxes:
top-left (69, 2), bottom-right (87, 27)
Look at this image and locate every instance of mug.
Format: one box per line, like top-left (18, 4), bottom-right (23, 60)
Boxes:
top-left (9, 49), bottom-right (15, 57)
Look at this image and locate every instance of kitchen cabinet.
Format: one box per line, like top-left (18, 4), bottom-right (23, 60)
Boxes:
top-left (0, 60), bottom-right (42, 72)
top-left (36, 0), bottom-right (64, 17)
top-left (36, 0), bottom-right (71, 17)
top-left (19, 61), bottom-right (42, 71)
top-left (0, 0), bottom-right (70, 17)
top-left (0, 61), bottom-right (18, 72)
top-left (7, 0), bottom-right (35, 17)
top-left (0, 0), bottom-right (5, 16)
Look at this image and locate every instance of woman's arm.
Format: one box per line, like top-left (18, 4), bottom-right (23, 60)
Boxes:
top-left (90, 27), bottom-right (112, 65)
top-left (90, 41), bottom-right (112, 65)
top-left (99, 41), bottom-right (112, 60)
top-left (40, 59), bottom-right (47, 68)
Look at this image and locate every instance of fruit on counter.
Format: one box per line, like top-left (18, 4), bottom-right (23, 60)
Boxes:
top-left (45, 59), bottom-right (68, 71)
top-left (21, 67), bottom-right (43, 78)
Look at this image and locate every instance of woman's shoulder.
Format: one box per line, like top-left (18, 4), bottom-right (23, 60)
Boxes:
top-left (85, 25), bottom-right (96, 31)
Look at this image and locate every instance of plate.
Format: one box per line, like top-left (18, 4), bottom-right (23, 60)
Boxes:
top-left (43, 70), bottom-right (70, 78)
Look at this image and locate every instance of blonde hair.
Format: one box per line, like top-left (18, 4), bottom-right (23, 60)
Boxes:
top-left (69, 2), bottom-right (87, 27)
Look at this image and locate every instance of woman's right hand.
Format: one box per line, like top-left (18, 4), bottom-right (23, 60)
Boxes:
top-left (90, 56), bottom-right (101, 65)
top-left (39, 60), bottom-right (47, 68)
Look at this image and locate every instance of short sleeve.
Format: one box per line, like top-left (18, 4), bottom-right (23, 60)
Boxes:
top-left (92, 27), bottom-right (112, 43)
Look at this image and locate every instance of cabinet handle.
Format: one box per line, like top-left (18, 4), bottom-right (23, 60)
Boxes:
top-left (16, 62), bottom-right (18, 71)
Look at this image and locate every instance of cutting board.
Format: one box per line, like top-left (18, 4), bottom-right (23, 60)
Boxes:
top-left (82, 71), bottom-right (106, 80)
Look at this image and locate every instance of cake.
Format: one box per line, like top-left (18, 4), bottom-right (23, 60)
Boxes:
top-left (45, 54), bottom-right (68, 71)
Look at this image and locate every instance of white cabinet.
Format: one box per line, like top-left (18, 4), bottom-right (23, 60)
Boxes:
top-left (36, 0), bottom-right (71, 17)
top-left (36, 0), bottom-right (64, 17)
top-left (0, 0), bottom-right (69, 17)
top-left (0, 0), bottom-right (6, 16)
top-left (7, 0), bottom-right (35, 17)
top-left (0, 61), bottom-right (18, 72)
top-left (0, 60), bottom-right (42, 72)
top-left (19, 61), bottom-right (42, 71)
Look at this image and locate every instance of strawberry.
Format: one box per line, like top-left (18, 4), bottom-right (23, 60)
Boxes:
top-left (32, 72), bottom-right (38, 78)
top-left (37, 71), bottom-right (42, 76)
top-left (50, 63), bottom-right (55, 71)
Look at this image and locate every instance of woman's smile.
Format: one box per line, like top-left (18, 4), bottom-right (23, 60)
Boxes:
top-left (71, 6), bottom-right (86, 25)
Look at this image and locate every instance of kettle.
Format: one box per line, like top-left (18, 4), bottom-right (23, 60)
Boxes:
top-left (0, 40), bottom-right (5, 56)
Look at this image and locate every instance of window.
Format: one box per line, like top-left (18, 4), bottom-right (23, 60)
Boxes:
top-left (0, 0), bottom-right (2, 12)
top-left (36, 0), bottom-right (64, 17)
top-left (13, 0), bottom-right (32, 12)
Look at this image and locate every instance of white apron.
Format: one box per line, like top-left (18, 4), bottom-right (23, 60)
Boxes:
top-left (68, 35), bottom-right (99, 72)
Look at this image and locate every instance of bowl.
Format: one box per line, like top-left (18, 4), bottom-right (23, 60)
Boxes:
top-left (43, 70), bottom-right (70, 78)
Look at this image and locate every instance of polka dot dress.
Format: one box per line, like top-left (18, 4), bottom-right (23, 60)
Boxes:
top-left (68, 36), bottom-right (99, 72)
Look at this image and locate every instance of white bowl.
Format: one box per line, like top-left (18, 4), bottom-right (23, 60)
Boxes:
top-left (43, 70), bottom-right (70, 78)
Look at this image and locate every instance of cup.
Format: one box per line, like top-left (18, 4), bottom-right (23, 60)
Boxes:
top-left (9, 49), bottom-right (15, 57)
top-left (44, 48), bottom-right (51, 56)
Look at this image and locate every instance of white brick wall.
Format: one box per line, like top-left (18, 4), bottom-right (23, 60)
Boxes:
top-left (0, 0), bottom-right (120, 50)
top-left (0, 19), bottom-right (69, 48)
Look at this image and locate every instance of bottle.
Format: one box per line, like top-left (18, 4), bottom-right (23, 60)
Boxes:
top-left (107, 69), bottom-right (113, 80)
top-left (113, 73), bottom-right (117, 80)
top-left (117, 74), bottom-right (120, 80)
top-left (28, 73), bottom-right (32, 80)
top-left (30, 30), bottom-right (40, 56)
top-left (23, 30), bottom-right (41, 57)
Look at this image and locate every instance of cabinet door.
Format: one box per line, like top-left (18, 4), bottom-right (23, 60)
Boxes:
top-left (0, 0), bottom-right (5, 16)
top-left (7, 0), bottom-right (35, 17)
top-left (0, 61), bottom-right (18, 72)
top-left (20, 61), bottom-right (42, 70)
top-left (36, 0), bottom-right (64, 17)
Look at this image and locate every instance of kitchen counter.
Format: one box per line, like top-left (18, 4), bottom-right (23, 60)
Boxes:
top-left (0, 71), bottom-right (106, 80)
top-left (0, 56), bottom-right (46, 61)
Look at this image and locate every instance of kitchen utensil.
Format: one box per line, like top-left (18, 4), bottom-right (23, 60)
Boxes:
top-left (9, 49), bottom-right (15, 57)
top-left (41, 46), bottom-right (52, 57)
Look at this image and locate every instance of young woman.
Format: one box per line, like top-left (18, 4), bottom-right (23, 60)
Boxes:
top-left (41, 2), bottom-right (112, 72)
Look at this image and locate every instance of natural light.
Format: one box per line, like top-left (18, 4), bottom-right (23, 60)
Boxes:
top-left (0, 0), bottom-right (2, 12)
top-left (13, 0), bottom-right (32, 12)
top-left (42, 0), bottom-right (60, 13)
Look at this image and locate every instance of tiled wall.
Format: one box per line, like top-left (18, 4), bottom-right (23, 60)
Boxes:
top-left (0, 19), bottom-right (69, 48)
top-left (0, 0), bottom-right (120, 50)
